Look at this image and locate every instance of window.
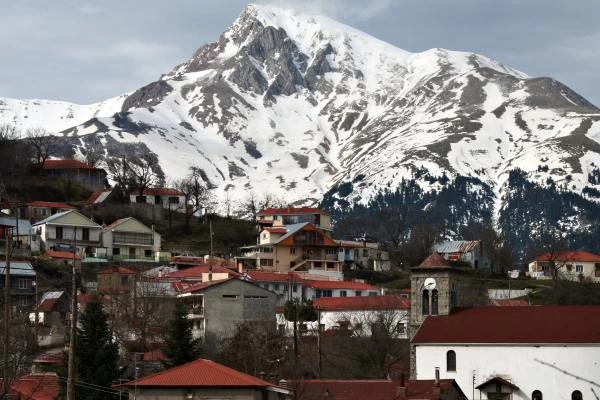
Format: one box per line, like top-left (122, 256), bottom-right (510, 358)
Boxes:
top-left (446, 350), bottom-right (456, 371)
top-left (322, 290), bottom-right (332, 297)
top-left (113, 248), bottom-right (120, 256)
top-left (572, 391), bottom-right (582, 400)
top-left (316, 290), bottom-right (322, 298)
top-left (56, 226), bottom-right (63, 239)
top-left (222, 294), bottom-right (239, 299)
top-left (355, 291), bottom-right (362, 297)
top-left (575, 265), bottom-right (583, 273)
top-left (82, 228), bottom-right (89, 241)
top-left (363, 249), bottom-right (368, 257)
top-left (450, 290), bottom-right (457, 308)
top-left (340, 290), bottom-right (347, 297)
top-left (532, 390), bottom-right (542, 400)
top-left (292, 285), bottom-right (298, 293)
top-left (290, 247), bottom-right (297, 255)
top-left (168, 196), bottom-right (179, 204)
top-left (422, 290), bottom-right (429, 315)
top-left (274, 284), bottom-right (281, 291)
top-left (260, 259), bottom-right (274, 267)
top-left (369, 291), bottom-right (378, 296)
top-left (431, 289), bottom-right (439, 315)
top-left (144, 249), bottom-right (152, 258)
top-left (16, 279), bottom-right (28, 290)
top-left (121, 276), bottom-right (129, 286)
top-left (396, 322), bottom-right (406, 335)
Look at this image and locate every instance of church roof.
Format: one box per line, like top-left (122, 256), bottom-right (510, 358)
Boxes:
top-left (412, 306), bottom-right (600, 344)
top-left (415, 253), bottom-right (452, 269)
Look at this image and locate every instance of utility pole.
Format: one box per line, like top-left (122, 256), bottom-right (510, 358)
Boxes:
top-left (67, 227), bottom-right (77, 400)
top-left (209, 218), bottom-right (213, 259)
top-left (2, 228), bottom-right (12, 396)
top-left (34, 273), bottom-right (39, 351)
top-left (317, 307), bottom-right (322, 379)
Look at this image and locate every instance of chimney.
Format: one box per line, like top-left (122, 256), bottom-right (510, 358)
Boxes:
top-left (396, 386), bottom-right (407, 398)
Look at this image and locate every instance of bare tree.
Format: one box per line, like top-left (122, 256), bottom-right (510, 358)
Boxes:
top-left (26, 128), bottom-right (53, 173)
top-left (237, 192), bottom-right (259, 220)
top-left (174, 166), bottom-right (215, 233)
top-left (128, 154), bottom-right (160, 197)
top-left (532, 228), bottom-right (570, 288)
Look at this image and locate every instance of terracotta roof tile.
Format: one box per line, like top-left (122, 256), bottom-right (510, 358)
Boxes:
top-left (257, 207), bottom-right (328, 216)
top-left (534, 250), bottom-right (600, 262)
top-left (121, 358), bottom-right (280, 388)
top-left (178, 278), bottom-right (231, 294)
top-left (97, 266), bottom-right (136, 275)
top-left (143, 350), bottom-right (168, 362)
top-left (138, 188), bottom-right (184, 196)
top-left (246, 271), bottom-right (303, 283)
top-left (294, 379), bottom-right (461, 400)
top-left (312, 295), bottom-right (410, 311)
top-left (1, 373), bottom-right (60, 400)
top-left (45, 250), bottom-right (81, 260)
top-left (27, 201), bottom-right (75, 209)
top-left (43, 159), bottom-right (99, 170)
top-left (490, 298), bottom-right (529, 306)
top-left (416, 253), bottom-right (452, 269)
top-left (412, 306), bottom-right (600, 344)
top-left (304, 280), bottom-right (380, 290)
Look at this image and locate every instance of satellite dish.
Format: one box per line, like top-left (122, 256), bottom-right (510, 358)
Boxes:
top-left (424, 277), bottom-right (437, 290)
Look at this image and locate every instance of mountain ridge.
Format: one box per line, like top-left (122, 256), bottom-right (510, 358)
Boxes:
top-left (1, 3), bottom-right (600, 226)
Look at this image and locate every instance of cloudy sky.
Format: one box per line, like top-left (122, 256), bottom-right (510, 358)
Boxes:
top-left (1, 0), bottom-right (599, 106)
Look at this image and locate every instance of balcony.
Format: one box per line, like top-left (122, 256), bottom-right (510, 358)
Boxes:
top-left (187, 306), bottom-right (204, 319)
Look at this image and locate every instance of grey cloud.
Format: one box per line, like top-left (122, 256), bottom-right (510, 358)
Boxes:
top-left (0, 0), bottom-right (598, 106)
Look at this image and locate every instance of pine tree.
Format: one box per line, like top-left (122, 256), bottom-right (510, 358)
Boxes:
top-left (164, 301), bottom-right (201, 366)
top-left (75, 297), bottom-right (119, 400)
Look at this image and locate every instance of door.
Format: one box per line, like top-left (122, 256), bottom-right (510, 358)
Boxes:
top-left (129, 247), bottom-right (136, 258)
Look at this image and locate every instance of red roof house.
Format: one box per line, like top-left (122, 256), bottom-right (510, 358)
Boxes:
top-left (312, 295), bottom-right (410, 311)
top-left (117, 358), bottom-right (289, 398)
top-left (293, 378), bottom-right (466, 400)
top-left (42, 159), bottom-right (107, 190)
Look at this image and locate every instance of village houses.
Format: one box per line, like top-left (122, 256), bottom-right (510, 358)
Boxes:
top-left (528, 250), bottom-right (600, 282)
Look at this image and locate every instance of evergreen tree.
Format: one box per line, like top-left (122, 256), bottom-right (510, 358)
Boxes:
top-left (164, 301), bottom-right (201, 366)
top-left (75, 297), bottom-right (119, 400)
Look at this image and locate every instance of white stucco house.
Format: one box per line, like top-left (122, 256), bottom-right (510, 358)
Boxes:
top-left (412, 306), bottom-right (600, 400)
top-left (528, 250), bottom-right (600, 282)
top-left (32, 210), bottom-right (102, 255)
top-left (129, 188), bottom-right (186, 212)
top-left (277, 295), bottom-right (409, 338)
top-left (101, 217), bottom-right (161, 261)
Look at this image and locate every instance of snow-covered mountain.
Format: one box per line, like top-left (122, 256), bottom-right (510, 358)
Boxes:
top-left (2, 3), bottom-right (600, 217)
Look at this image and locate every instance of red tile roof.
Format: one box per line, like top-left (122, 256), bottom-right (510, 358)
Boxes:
top-left (0, 373), bottom-right (60, 400)
top-left (87, 189), bottom-right (113, 205)
top-left (138, 188), bottom-right (184, 196)
top-left (294, 380), bottom-right (402, 400)
top-left (33, 353), bottom-right (63, 365)
top-left (143, 350), bottom-right (168, 362)
top-left (313, 295), bottom-right (410, 311)
top-left (120, 358), bottom-right (281, 388)
top-left (534, 250), bottom-right (600, 262)
top-left (163, 265), bottom-right (240, 280)
top-left (246, 271), bottom-right (303, 283)
top-left (97, 266), bottom-right (137, 275)
top-left (406, 379), bottom-right (463, 399)
top-left (265, 227), bottom-right (287, 234)
top-left (304, 280), bottom-right (380, 291)
top-left (412, 306), bottom-right (600, 344)
top-left (45, 250), bottom-right (81, 260)
top-left (257, 207), bottom-right (328, 216)
top-left (38, 298), bottom-right (59, 312)
top-left (27, 201), bottom-right (75, 209)
top-left (178, 278), bottom-right (231, 294)
top-left (42, 159), bottom-right (99, 170)
top-left (294, 379), bottom-right (461, 400)
top-left (416, 253), bottom-right (452, 269)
